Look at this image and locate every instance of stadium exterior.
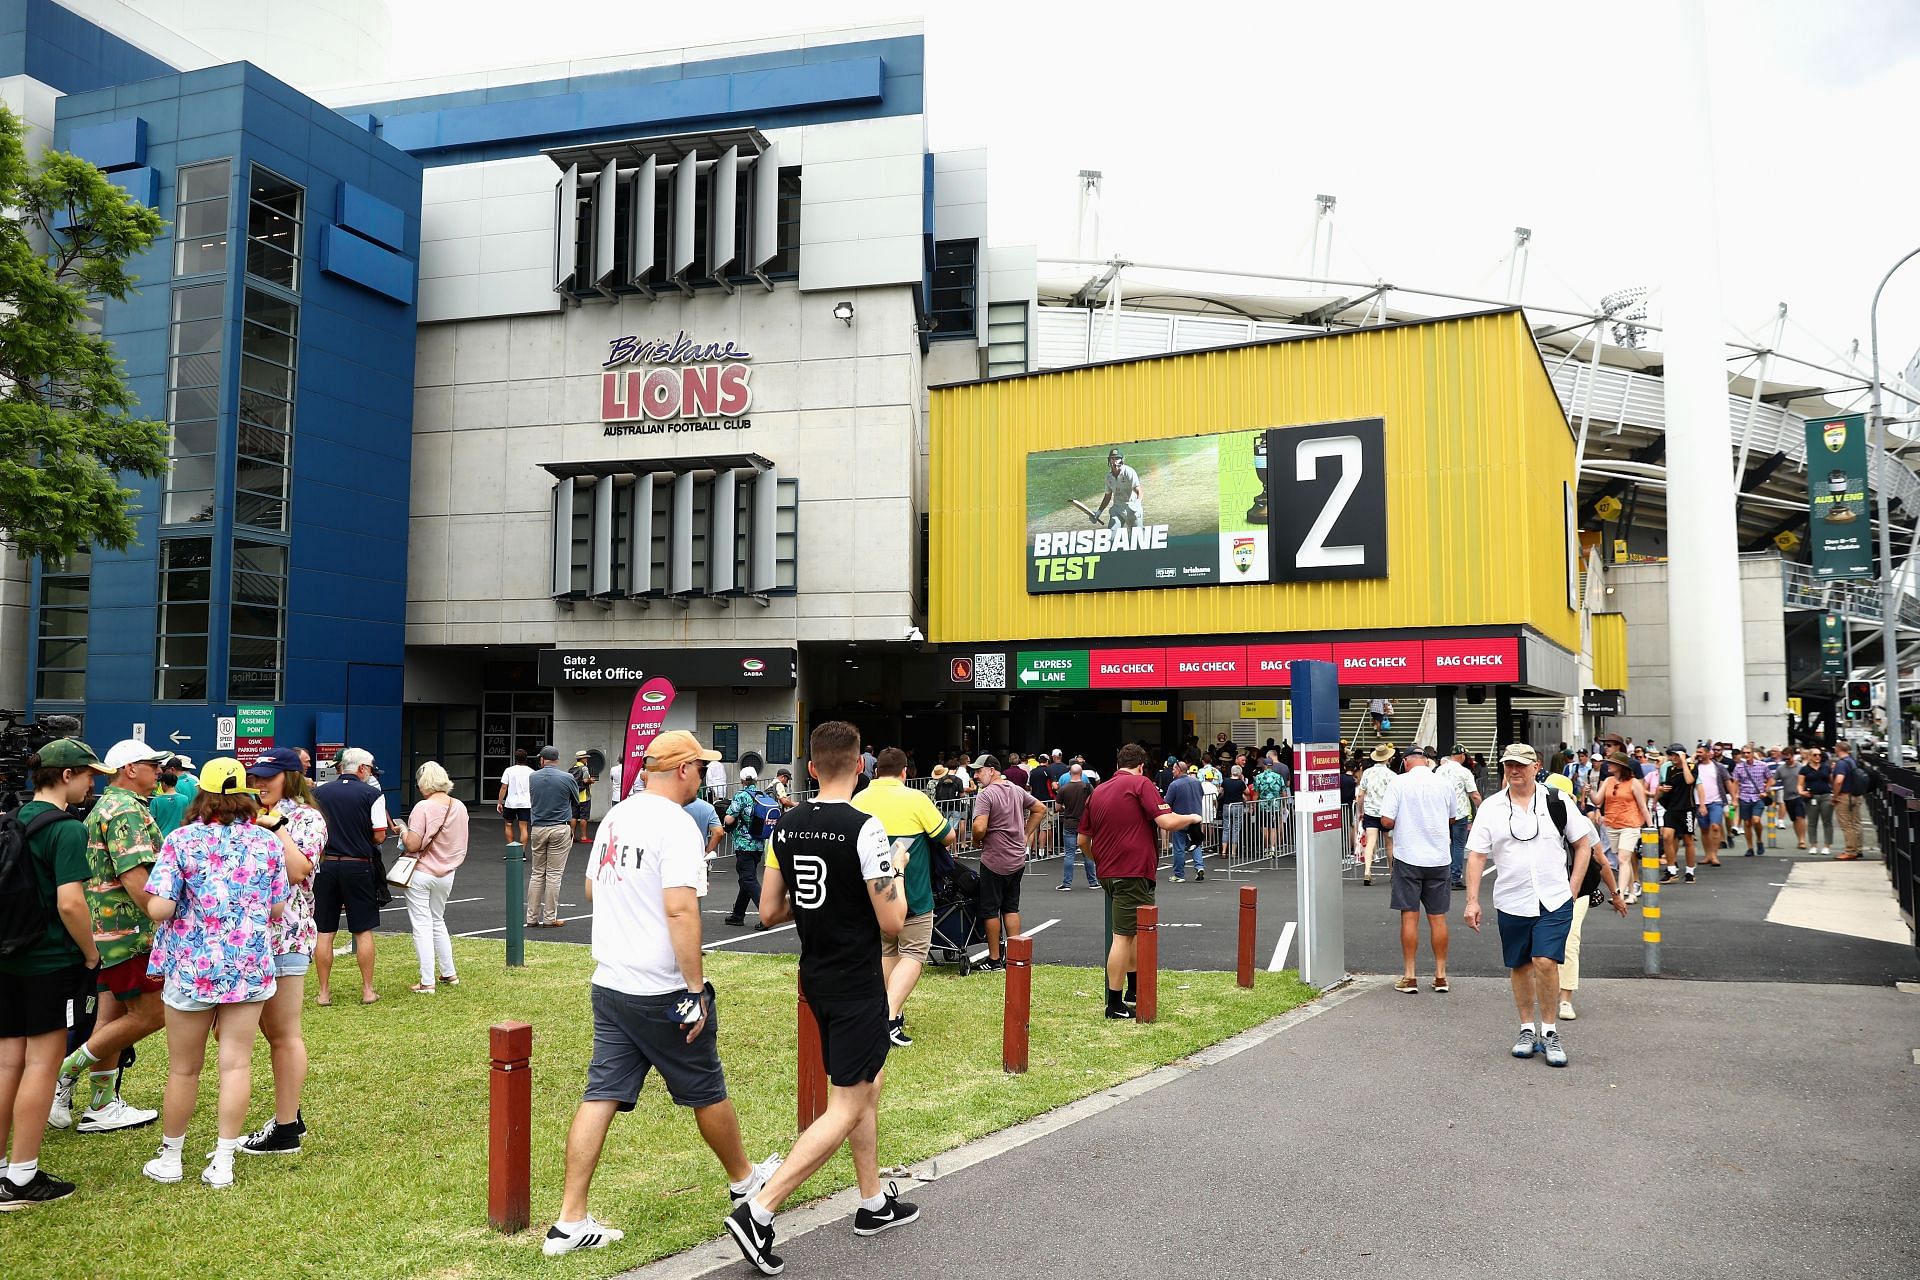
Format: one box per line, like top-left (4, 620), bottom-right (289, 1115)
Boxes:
top-left (5, 1), bottom-right (1914, 808)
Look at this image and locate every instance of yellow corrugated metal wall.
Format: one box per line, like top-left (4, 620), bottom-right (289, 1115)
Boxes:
top-left (1591, 612), bottom-right (1630, 689)
top-left (930, 310), bottom-right (1580, 651)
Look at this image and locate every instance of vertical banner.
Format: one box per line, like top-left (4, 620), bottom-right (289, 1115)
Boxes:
top-left (618, 677), bottom-right (677, 799)
top-left (1820, 613), bottom-right (1846, 677)
top-left (1806, 413), bottom-right (1873, 580)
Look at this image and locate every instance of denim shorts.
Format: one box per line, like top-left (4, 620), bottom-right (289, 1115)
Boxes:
top-left (1703, 801), bottom-right (1726, 829)
top-left (275, 952), bottom-right (311, 978)
top-left (1738, 799), bottom-right (1765, 821)
top-left (1495, 898), bottom-right (1574, 969)
top-left (163, 987), bottom-right (272, 1014)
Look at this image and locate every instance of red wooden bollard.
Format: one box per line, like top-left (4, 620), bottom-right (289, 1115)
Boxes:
top-left (797, 983), bottom-right (827, 1131)
top-left (1136, 904), bottom-right (1159, 1023)
top-left (1237, 884), bottom-right (1258, 988)
top-left (487, 1021), bottom-right (533, 1233)
top-left (1003, 933), bottom-right (1034, 1073)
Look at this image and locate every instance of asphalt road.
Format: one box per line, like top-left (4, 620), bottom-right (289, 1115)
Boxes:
top-left (377, 822), bottom-right (1919, 987)
top-left (706, 976), bottom-right (1920, 1280)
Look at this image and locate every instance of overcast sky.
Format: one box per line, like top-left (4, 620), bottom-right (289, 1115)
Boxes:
top-left (377, 0), bottom-right (1920, 397)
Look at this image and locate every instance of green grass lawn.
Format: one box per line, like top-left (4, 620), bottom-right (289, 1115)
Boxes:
top-left (1, 940), bottom-right (1314, 1280)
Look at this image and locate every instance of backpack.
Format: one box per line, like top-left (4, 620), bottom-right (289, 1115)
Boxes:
top-left (747, 788), bottom-right (783, 842)
top-left (933, 775), bottom-right (963, 803)
top-left (0, 807), bottom-right (81, 959)
top-left (1849, 758), bottom-right (1881, 795)
top-left (1541, 789), bottom-right (1605, 899)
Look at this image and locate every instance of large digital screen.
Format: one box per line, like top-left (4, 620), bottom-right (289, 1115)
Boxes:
top-left (1025, 431), bottom-right (1269, 593)
top-left (1024, 419), bottom-right (1388, 595)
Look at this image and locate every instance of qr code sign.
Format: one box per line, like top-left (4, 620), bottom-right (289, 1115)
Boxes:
top-left (973, 653), bottom-right (1007, 690)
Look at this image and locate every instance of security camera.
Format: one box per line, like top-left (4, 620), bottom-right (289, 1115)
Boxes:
top-left (905, 626), bottom-right (924, 642)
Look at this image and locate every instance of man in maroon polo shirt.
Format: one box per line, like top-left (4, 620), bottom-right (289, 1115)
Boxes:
top-left (1079, 743), bottom-right (1203, 1019)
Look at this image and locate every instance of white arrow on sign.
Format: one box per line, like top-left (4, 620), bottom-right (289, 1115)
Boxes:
top-left (168, 731), bottom-right (191, 744)
top-left (1018, 668), bottom-right (1037, 685)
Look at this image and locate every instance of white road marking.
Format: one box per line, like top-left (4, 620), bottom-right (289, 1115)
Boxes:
top-left (1763, 861), bottom-right (1910, 945)
top-left (702, 923), bottom-right (796, 951)
top-left (456, 914), bottom-right (592, 938)
top-left (1269, 920), bottom-right (1296, 972)
top-left (968, 917), bottom-right (1059, 963)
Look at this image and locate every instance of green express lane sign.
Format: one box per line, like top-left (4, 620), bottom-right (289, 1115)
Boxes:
top-left (1016, 650), bottom-right (1089, 688)
top-left (1807, 414), bottom-right (1873, 580)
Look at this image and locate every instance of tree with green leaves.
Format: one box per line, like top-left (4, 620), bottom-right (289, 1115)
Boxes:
top-left (0, 102), bottom-right (168, 561)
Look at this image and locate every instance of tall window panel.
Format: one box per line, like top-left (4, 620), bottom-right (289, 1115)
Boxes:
top-left (156, 537), bottom-right (213, 701)
top-left (245, 168), bottom-right (303, 290)
top-left (173, 159), bottom-right (230, 277)
top-left (163, 282), bottom-right (223, 527)
top-left (930, 239), bottom-right (979, 338)
top-left (228, 540), bottom-right (287, 702)
top-left (35, 548), bottom-right (90, 702)
top-left (236, 287), bottom-right (296, 532)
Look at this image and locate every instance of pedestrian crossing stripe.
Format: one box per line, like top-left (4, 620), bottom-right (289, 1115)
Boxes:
top-left (1642, 930), bottom-right (1661, 943)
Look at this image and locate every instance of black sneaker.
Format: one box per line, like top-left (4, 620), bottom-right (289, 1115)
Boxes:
top-left (1105, 1003), bottom-right (1136, 1020)
top-left (887, 1016), bottom-right (913, 1048)
top-left (723, 915), bottom-right (745, 926)
top-left (853, 1181), bottom-right (920, 1236)
top-left (1195, 869), bottom-right (1205, 882)
top-left (725, 1202), bottom-right (784, 1275)
top-left (240, 1118), bottom-right (302, 1155)
top-left (0, 1170), bottom-right (76, 1210)
top-left (977, 957), bottom-right (1005, 972)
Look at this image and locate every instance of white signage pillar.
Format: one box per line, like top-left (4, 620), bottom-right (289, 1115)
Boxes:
top-left (1289, 660), bottom-right (1347, 988)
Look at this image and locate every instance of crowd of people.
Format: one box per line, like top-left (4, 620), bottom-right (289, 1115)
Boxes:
top-left (0, 736), bottom-right (471, 1205)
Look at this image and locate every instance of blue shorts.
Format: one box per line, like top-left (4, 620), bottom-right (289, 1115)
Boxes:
top-left (1738, 799), bottom-right (1765, 821)
top-left (275, 952), bottom-right (311, 978)
top-left (1496, 899), bottom-right (1574, 969)
top-left (1703, 801), bottom-right (1726, 829)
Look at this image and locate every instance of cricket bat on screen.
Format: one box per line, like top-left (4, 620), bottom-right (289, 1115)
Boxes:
top-left (1068, 498), bottom-right (1101, 523)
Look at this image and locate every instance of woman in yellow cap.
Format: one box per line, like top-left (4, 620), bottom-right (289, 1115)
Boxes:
top-left (138, 759), bottom-right (288, 1189)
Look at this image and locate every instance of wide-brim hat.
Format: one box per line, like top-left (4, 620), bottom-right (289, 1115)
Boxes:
top-left (1606, 750), bottom-right (1635, 769)
top-left (1370, 743), bottom-right (1395, 762)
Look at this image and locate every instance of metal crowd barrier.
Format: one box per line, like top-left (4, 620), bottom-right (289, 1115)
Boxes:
top-left (1865, 756), bottom-right (1918, 951)
top-left (1187, 798), bottom-right (1294, 877)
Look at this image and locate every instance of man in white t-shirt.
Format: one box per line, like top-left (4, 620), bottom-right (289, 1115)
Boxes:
top-left (542, 731), bottom-right (780, 1257)
top-left (1379, 747), bottom-right (1468, 994)
top-left (608, 758), bottom-right (624, 804)
top-left (705, 756), bottom-right (728, 806)
top-left (1463, 743), bottom-right (1624, 1068)
top-left (496, 749), bottom-right (535, 844)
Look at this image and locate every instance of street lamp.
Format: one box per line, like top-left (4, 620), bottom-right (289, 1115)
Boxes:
top-left (1869, 246), bottom-right (1920, 760)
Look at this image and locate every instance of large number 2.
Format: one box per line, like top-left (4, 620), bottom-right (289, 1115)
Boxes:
top-left (1294, 436), bottom-right (1365, 568)
top-left (791, 854), bottom-right (828, 909)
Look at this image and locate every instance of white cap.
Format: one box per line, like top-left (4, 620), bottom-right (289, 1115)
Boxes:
top-left (103, 739), bottom-right (171, 772)
top-left (739, 766), bottom-right (758, 781)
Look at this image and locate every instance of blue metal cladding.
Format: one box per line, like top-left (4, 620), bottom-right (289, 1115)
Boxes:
top-left (319, 223), bottom-right (414, 303)
top-left (340, 35), bottom-right (924, 167)
top-left (0, 0), bottom-right (176, 95)
top-left (34, 62), bottom-right (422, 782)
top-left (107, 164), bottom-right (158, 207)
top-left (336, 182), bottom-right (404, 250)
top-left (68, 116), bottom-right (145, 170)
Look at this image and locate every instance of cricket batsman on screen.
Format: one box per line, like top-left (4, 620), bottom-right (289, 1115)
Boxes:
top-left (1084, 447), bottom-right (1143, 530)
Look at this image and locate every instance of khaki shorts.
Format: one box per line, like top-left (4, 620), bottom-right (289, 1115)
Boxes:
top-left (883, 912), bottom-right (933, 962)
top-left (1104, 877), bottom-right (1155, 936)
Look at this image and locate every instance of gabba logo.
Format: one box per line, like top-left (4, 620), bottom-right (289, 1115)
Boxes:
top-left (741, 658), bottom-right (766, 674)
top-left (641, 690), bottom-right (669, 706)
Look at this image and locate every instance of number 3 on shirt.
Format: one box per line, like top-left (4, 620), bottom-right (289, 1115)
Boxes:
top-left (790, 854), bottom-right (828, 909)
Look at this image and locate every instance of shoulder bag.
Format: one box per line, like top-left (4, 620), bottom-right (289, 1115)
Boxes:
top-left (387, 800), bottom-right (452, 888)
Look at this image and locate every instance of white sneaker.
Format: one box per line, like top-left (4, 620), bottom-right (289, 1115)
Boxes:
top-left (731, 1152), bottom-right (785, 1207)
top-left (1559, 999), bottom-right (1577, 1021)
top-left (47, 1075), bottom-right (75, 1129)
top-left (543, 1214), bottom-right (625, 1256)
top-left (78, 1096), bottom-right (158, 1133)
top-left (142, 1145), bottom-right (184, 1184)
top-left (201, 1156), bottom-right (234, 1188)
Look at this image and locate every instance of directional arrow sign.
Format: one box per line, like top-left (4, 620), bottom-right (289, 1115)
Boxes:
top-left (1015, 649), bottom-right (1089, 689)
top-left (168, 730), bottom-right (190, 744)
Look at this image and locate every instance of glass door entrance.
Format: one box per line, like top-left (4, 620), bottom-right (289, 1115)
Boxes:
top-left (481, 690), bottom-right (553, 804)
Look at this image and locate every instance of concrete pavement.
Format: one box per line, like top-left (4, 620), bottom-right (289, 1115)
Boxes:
top-left (628, 977), bottom-right (1920, 1280)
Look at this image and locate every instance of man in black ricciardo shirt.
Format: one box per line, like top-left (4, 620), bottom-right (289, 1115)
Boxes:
top-left (727, 721), bottom-right (917, 1274)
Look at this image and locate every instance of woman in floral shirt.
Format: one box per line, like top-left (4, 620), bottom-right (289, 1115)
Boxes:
top-left (139, 759), bottom-right (287, 1190)
top-left (240, 747), bottom-right (324, 1156)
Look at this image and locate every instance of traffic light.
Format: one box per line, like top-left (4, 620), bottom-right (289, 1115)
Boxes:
top-left (1845, 680), bottom-right (1872, 713)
